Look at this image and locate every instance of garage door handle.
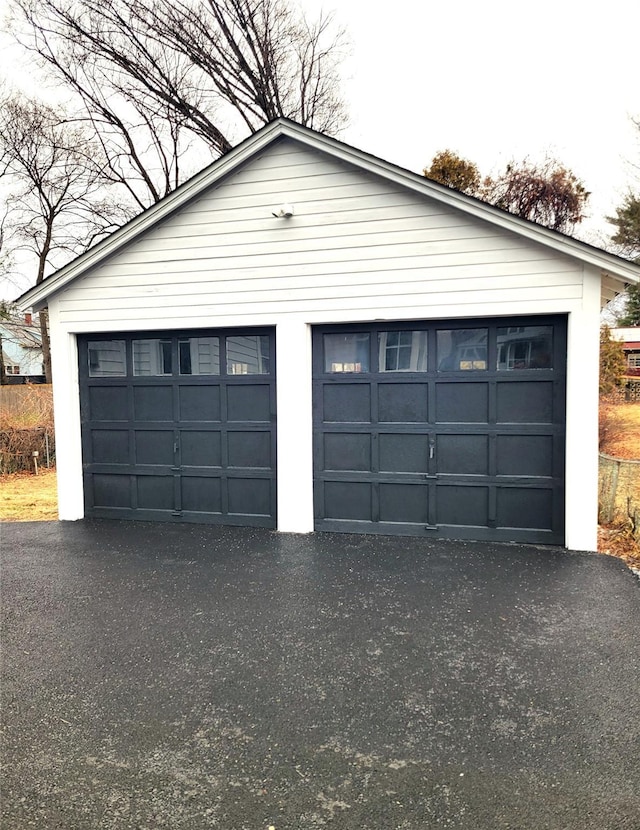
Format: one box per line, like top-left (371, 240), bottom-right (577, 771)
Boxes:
top-left (423, 474), bottom-right (438, 480)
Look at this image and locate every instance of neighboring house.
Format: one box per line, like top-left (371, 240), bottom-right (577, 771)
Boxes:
top-left (611, 327), bottom-right (640, 375)
top-left (0, 314), bottom-right (45, 383)
top-left (17, 119), bottom-right (640, 552)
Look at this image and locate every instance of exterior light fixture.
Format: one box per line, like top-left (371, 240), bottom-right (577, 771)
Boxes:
top-left (272, 204), bottom-right (294, 218)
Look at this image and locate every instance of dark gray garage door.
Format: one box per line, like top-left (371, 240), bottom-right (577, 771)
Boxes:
top-left (313, 317), bottom-right (566, 544)
top-left (79, 329), bottom-right (276, 526)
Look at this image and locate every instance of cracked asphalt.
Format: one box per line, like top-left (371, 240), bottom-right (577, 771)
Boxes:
top-left (1, 520), bottom-right (639, 829)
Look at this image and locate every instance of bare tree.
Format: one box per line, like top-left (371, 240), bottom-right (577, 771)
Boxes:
top-left (481, 158), bottom-right (589, 234)
top-left (0, 93), bottom-right (126, 381)
top-left (11, 0), bottom-right (348, 210)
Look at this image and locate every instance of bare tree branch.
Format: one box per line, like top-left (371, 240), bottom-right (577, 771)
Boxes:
top-left (10, 0), bottom-right (348, 210)
top-left (0, 92), bottom-right (127, 380)
top-left (480, 158), bottom-right (589, 234)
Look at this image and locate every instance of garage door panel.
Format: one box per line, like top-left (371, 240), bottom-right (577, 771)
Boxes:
top-left (88, 386), bottom-right (128, 421)
top-left (227, 431), bottom-right (272, 469)
top-left (133, 386), bottom-right (173, 421)
top-left (436, 383), bottom-right (489, 423)
top-left (227, 384), bottom-right (272, 422)
top-left (496, 382), bottom-right (553, 423)
top-left (437, 485), bottom-right (489, 527)
top-left (438, 435), bottom-right (489, 476)
top-left (80, 329), bottom-right (276, 527)
top-left (179, 385), bottom-right (221, 421)
top-left (378, 383), bottom-right (428, 422)
top-left (92, 473), bottom-right (131, 508)
top-left (135, 430), bottom-right (175, 465)
top-left (323, 384), bottom-right (371, 423)
top-left (497, 488), bottom-right (554, 530)
top-left (324, 433), bottom-right (371, 471)
top-left (182, 476), bottom-right (222, 513)
top-left (137, 475), bottom-right (174, 510)
top-left (496, 435), bottom-right (554, 477)
top-left (227, 478), bottom-right (272, 517)
top-left (379, 483), bottom-right (429, 524)
top-left (180, 431), bottom-right (222, 467)
top-left (91, 430), bottom-right (129, 464)
top-left (324, 481), bottom-right (372, 521)
top-left (379, 434), bottom-right (429, 473)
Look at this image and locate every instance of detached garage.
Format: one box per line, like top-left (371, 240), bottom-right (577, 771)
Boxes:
top-left (18, 119), bottom-right (640, 551)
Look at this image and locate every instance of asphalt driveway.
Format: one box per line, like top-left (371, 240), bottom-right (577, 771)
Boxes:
top-left (1, 520), bottom-right (639, 829)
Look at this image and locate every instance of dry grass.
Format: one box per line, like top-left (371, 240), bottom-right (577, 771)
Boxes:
top-left (599, 402), bottom-right (640, 461)
top-left (0, 467), bottom-right (58, 522)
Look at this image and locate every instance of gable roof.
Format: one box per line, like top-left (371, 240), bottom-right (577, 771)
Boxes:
top-left (17, 118), bottom-right (640, 312)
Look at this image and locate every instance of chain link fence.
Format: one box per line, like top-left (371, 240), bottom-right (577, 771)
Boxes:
top-left (607, 379), bottom-right (640, 403)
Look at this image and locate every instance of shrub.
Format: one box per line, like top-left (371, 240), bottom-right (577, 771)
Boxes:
top-left (0, 384), bottom-right (55, 473)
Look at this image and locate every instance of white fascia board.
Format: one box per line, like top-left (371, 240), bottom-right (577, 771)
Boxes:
top-left (17, 118), bottom-right (640, 311)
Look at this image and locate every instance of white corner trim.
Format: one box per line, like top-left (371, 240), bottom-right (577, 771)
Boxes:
top-left (49, 312), bottom-right (84, 520)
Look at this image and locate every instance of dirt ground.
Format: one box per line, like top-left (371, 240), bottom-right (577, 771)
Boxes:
top-left (1, 405), bottom-right (639, 570)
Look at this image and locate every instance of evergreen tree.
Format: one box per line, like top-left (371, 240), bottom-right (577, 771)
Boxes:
top-left (617, 283), bottom-right (640, 326)
top-left (599, 325), bottom-right (627, 395)
top-left (608, 192), bottom-right (640, 263)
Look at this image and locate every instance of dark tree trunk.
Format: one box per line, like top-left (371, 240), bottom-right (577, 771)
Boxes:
top-left (0, 333), bottom-right (6, 385)
top-left (39, 310), bottom-right (52, 383)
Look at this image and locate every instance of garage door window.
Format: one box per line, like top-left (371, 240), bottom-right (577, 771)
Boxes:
top-left (324, 333), bottom-right (370, 373)
top-left (133, 339), bottom-right (172, 376)
top-left (437, 329), bottom-right (488, 371)
top-left (179, 337), bottom-right (220, 375)
top-left (226, 335), bottom-right (271, 374)
top-left (88, 340), bottom-right (126, 377)
top-left (379, 330), bottom-right (428, 372)
top-left (496, 325), bottom-right (553, 370)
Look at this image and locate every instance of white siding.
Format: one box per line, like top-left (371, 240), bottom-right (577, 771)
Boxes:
top-left (56, 139), bottom-right (583, 329)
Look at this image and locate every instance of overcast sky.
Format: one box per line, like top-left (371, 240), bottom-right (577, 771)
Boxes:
top-left (1, 0), bottom-right (639, 298)
top-left (314, 0), bottom-right (639, 243)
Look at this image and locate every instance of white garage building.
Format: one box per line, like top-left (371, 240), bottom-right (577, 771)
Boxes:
top-left (18, 120), bottom-right (640, 550)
